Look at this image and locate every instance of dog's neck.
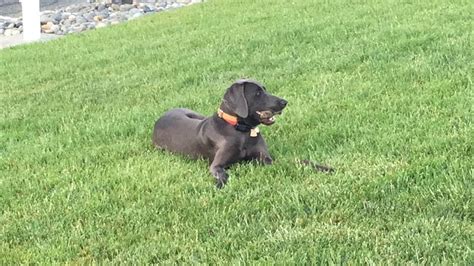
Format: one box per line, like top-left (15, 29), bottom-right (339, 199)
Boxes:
top-left (217, 107), bottom-right (260, 137)
top-left (219, 103), bottom-right (260, 127)
top-left (217, 108), bottom-right (238, 126)
top-left (218, 103), bottom-right (237, 119)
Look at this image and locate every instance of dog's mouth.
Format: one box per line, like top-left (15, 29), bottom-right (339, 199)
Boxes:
top-left (256, 110), bottom-right (282, 125)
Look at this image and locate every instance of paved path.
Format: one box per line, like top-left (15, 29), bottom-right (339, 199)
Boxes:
top-left (0, 0), bottom-right (87, 17)
top-left (0, 33), bottom-right (62, 49)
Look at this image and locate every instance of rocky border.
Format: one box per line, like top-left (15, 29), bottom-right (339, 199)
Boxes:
top-left (0, 1), bottom-right (201, 37)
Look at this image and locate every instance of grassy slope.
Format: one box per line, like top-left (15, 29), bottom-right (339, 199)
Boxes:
top-left (0, 0), bottom-right (472, 263)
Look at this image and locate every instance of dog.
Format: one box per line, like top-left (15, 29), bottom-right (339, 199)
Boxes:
top-left (152, 79), bottom-right (288, 188)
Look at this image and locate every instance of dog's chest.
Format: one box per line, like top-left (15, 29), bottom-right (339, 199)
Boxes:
top-left (238, 134), bottom-right (263, 158)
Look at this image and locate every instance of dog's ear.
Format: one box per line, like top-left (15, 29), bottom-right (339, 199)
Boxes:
top-left (223, 82), bottom-right (248, 118)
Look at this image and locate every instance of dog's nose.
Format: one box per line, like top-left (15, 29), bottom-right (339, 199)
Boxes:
top-left (278, 99), bottom-right (288, 108)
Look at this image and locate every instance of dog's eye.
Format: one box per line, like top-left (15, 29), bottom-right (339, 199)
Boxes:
top-left (256, 91), bottom-right (261, 96)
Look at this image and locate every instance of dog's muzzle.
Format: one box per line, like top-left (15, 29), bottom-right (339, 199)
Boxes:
top-left (256, 110), bottom-right (283, 125)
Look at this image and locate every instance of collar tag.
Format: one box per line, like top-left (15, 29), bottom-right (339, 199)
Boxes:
top-left (250, 127), bottom-right (260, 137)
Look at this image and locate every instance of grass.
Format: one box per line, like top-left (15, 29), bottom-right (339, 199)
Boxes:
top-left (0, 0), bottom-right (472, 263)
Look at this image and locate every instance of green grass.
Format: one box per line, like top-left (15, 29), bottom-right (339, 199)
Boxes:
top-left (1, 0), bottom-right (472, 263)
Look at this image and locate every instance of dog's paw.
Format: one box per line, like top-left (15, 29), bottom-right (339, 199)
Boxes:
top-left (215, 172), bottom-right (229, 189)
top-left (263, 156), bottom-right (273, 165)
top-left (216, 179), bottom-right (225, 189)
top-left (257, 152), bottom-right (273, 165)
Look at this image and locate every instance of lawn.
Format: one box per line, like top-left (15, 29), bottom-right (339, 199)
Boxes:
top-left (0, 0), bottom-right (472, 263)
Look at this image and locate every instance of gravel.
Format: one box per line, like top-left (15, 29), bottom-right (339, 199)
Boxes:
top-left (0, 1), bottom-right (202, 37)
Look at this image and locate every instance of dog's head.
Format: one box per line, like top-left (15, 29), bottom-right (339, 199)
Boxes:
top-left (222, 79), bottom-right (287, 126)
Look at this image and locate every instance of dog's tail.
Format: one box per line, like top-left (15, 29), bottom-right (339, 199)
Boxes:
top-left (295, 159), bottom-right (335, 173)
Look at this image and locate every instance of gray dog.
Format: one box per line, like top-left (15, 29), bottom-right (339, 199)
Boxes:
top-left (152, 79), bottom-right (288, 188)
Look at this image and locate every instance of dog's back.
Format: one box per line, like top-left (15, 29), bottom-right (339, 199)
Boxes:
top-left (153, 108), bottom-right (211, 159)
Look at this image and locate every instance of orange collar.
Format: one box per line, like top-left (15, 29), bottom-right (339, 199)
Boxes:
top-left (217, 109), bottom-right (238, 126)
top-left (217, 109), bottom-right (260, 137)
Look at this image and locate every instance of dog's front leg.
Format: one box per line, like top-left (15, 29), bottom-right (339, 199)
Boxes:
top-left (210, 148), bottom-right (239, 189)
top-left (245, 137), bottom-right (273, 165)
top-left (248, 142), bottom-right (273, 165)
top-left (256, 151), bottom-right (273, 165)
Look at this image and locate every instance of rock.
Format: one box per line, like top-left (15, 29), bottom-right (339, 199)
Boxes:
top-left (75, 16), bottom-right (88, 24)
top-left (51, 24), bottom-right (60, 34)
top-left (52, 12), bottom-right (62, 23)
top-left (0, 22), bottom-right (6, 29)
top-left (82, 13), bottom-right (95, 22)
top-left (68, 15), bottom-right (76, 21)
top-left (4, 28), bottom-right (20, 36)
top-left (62, 19), bottom-right (72, 27)
top-left (96, 4), bottom-right (106, 11)
top-left (71, 24), bottom-right (87, 33)
top-left (119, 4), bottom-right (134, 12)
top-left (96, 22), bottom-right (107, 28)
top-left (40, 14), bottom-right (54, 24)
top-left (41, 21), bottom-right (54, 32)
top-left (110, 20), bottom-right (120, 25)
top-left (156, 2), bottom-right (167, 8)
top-left (86, 23), bottom-right (96, 30)
top-left (64, 18), bottom-right (73, 26)
top-left (170, 3), bottom-right (184, 8)
top-left (129, 8), bottom-right (143, 15)
top-left (131, 12), bottom-right (144, 19)
top-left (66, 4), bottom-right (88, 13)
top-left (42, 10), bottom-right (55, 15)
top-left (0, 29), bottom-right (4, 35)
top-left (5, 17), bottom-right (19, 24)
top-left (142, 5), bottom-right (152, 13)
top-left (113, 13), bottom-right (128, 22)
top-left (61, 12), bottom-right (72, 20)
top-left (99, 10), bottom-right (110, 18)
top-left (42, 23), bottom-right (60, 34)
top-left (6, 22), bottom-right (15, 29)
top-left (111, 4), bottom-right (120, 11)
top-left (64, 6), bottom-right (74, 13)
top-left (93, 15), bottom-right (103, 22)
